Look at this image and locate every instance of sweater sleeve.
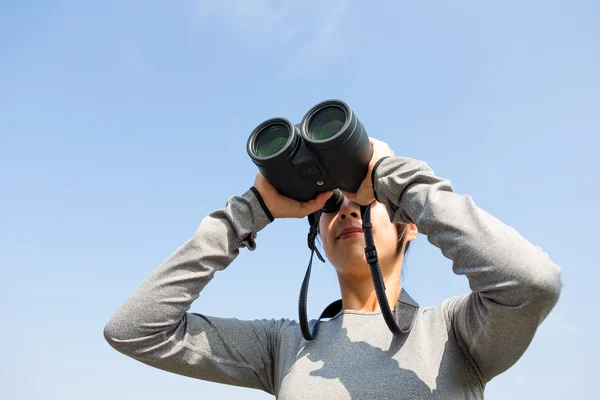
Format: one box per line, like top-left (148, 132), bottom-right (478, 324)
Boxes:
top-left (103, 188), bottom-right (281, 394)
top-left (372, 156), bottom-right (562, 383)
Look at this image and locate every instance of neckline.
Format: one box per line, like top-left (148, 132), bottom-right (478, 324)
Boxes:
top-left (318, 289), bottom-right (420, 329)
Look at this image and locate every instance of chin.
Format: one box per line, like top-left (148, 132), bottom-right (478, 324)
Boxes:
top-left (324, 238), bottom-right (371, 272)
top-left (332, 251), bottom-right (371, 278)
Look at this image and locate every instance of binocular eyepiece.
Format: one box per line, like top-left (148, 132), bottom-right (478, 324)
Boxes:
top-left (247, 100), bottom-right (372, 214)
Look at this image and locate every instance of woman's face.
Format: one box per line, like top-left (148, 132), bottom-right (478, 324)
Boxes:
top-left (318, 197), bottom-right (402, 278)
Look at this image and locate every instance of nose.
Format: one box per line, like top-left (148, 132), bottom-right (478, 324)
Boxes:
top-left (339, 197), bottom-right (361, 220)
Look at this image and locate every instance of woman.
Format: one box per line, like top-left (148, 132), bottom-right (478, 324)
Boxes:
top-left (104, 138), bottom-right (561, 399)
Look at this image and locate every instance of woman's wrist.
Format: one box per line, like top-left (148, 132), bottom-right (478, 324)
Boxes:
top-left (371, 156), bottom-right (391, 203)
top-left (249, 186), bottom-right (274, 222)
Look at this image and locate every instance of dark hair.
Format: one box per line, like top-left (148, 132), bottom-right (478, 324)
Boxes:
top-left (396, 223), bottom-right (412, 256)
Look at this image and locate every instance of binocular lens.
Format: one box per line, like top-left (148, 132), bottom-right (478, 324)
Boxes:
top-left (307, 106), bottom-right (346, 140)
top-left (254, 124), bottom-right (290, 157)
top-left (248, 99), bottom-right (370, 203)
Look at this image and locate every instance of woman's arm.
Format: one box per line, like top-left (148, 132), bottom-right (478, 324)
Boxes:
top-left (103, 188), bottom-right (282, 393)
top-left (373, 156), bottom-right (562, 383)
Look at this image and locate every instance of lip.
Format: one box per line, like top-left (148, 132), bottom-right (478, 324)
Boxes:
top-left (337, 227), bottom-right (364, 240)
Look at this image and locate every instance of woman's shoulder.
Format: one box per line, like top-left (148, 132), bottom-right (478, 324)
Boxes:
top-left (413, 294), bottom-right (471, 329)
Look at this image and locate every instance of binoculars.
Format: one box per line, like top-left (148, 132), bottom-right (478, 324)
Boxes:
top-left (246, 100), bottom-right (372, 213)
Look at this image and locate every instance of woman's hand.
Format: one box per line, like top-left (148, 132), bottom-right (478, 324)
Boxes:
top-left (342, 137), bottom-right (395, 205)
top-left (254, 173), bottom-right (333, 219)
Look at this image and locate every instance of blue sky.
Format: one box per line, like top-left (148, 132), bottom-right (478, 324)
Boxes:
top-left (1, 1), bottom-right (598, 398)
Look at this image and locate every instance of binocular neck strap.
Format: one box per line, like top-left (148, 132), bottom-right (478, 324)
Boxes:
top-left (360, 204), bottom-right (407, 336)
top-left (299, 211), bottom-right (326, 341)
top-left (299, 205), bottom-right (409, 341)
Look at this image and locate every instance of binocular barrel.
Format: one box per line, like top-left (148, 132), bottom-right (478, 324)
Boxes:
top-left (246, 100), bottom-right (372, 205)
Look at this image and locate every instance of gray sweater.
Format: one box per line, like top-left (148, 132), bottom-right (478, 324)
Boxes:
top-left (104, 156), bottom-right (562, 399)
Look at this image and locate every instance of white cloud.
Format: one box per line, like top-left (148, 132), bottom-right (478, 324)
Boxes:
top-left (284, 0), bottom-right (349, 76)
top-left (192, 0), bottom-right (350, 76)
top-left (193, 0), bottom-right (298, 39)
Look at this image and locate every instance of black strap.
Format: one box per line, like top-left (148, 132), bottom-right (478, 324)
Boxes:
top-left (299, 211), bottom-right (325, 341)
top-left (361, 203), bottom-right (410, 335)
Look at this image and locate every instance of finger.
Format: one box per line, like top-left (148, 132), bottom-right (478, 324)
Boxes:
top-left (303, 191), bottom-right (333, 214)
top-left (303, 192), bottom-right (331, 209)
top-left (281, 198), bottom-right (288, 217)
top-left (316, 190), bottom-right (334, 203)
top-left (298, 202), bottom-right (318, 218)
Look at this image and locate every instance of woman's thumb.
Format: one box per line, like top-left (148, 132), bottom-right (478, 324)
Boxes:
top-left (302, 191), bottom-right (333, 216)
top-left (316, 190), bottom-right (334, 206)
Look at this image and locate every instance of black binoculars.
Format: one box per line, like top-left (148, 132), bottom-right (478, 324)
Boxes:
top-left (246, 100), bottom-right (372, 214)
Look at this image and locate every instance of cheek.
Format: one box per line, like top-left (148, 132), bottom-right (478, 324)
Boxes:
top-left (372, 208), bottom-right (398, 254)
top-left (374, 225), bottom-right (398, 252)
top-left (319, 217), bottom-right (334, 248)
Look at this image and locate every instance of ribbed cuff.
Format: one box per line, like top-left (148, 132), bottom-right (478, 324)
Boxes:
top-left (371, 156), bottom-right (390, 203)
top-left (249, 186), bottom-right (274, 222)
